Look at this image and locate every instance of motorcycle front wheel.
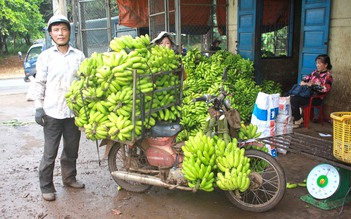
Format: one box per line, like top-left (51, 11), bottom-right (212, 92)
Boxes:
top-left (108, 141), bottom-right (152, 193)
top-left (225, 149), bottom-right (286, 212)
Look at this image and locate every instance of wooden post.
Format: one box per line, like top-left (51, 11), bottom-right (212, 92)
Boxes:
top-left (52, 0), bottom-right (67, 16)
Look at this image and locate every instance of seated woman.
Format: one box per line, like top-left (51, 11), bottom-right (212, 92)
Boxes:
top-left (290, 54), bottom-right (333, 128)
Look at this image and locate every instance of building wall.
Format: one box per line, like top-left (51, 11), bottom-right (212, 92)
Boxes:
top-left (326, 0), bottom-right (351, 116)
top-left (227, 0), bottom-right (351, 119)
top-left (227, 0), bottom-right (238, 54)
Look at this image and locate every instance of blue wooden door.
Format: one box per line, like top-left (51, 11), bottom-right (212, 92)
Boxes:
top-left (298, 0), bottom-right (331, 82)
top-left (237, 0), bottom-right (256, 61)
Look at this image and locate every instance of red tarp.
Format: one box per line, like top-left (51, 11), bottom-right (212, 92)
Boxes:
top-left (116, 0), bottom-right (289, 34)
top-left (262, 0), bottom-right (290, 31)
top-left (117, 0), bottom-right (213, 34)
top-left (116, 0), bottom-right (149, 28)
top-left (216, 0), bottom-right (226, 35)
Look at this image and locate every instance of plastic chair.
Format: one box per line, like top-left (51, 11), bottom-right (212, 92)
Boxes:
top-left (303, 93), bottom-right (328, 128)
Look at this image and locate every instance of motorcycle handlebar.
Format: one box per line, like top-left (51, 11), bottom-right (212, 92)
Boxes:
top-left (193, 96), bottom-right (207, 102)
top-left (193, 94), bottom-right (216, 103)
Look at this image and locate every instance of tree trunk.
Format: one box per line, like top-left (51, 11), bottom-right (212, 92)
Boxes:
top-left (25, 34), bottom-right (31, 46)
top-left (4, 35), bottom-right (8, 53)
top-left (0, 36), bottom-right (3, 55)
top-left (1, 35), bottom-right (8, 54)
top-left (13, 33), bottom-right (16, 48)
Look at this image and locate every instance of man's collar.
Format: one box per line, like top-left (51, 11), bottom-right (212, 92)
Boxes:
top-left (53, 44), bottom-right (72, 54)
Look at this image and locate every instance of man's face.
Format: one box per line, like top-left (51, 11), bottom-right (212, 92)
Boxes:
top-left (50, 23), bottom-right (70, 46)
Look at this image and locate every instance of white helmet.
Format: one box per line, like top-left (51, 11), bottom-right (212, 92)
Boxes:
top-left (150, 31), bottom-right (175, 45)
top-left (48, 15), bottom-right (70, 32)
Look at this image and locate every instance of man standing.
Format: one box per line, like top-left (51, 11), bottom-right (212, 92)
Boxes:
top-left (33, 15), bottom-right (85, 201)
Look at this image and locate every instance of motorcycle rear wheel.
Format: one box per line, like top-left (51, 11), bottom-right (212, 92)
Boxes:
top-left (225, 149), bottom-right (286, 212)
top-left (108, 142), bottom-right (152, 193)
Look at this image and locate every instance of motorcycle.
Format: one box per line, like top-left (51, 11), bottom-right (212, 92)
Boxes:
top-left (106, 68), bottom-right (286, 213)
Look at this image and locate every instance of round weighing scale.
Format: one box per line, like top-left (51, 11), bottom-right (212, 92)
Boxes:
top-left (306, 163), bottom-right (340, 199)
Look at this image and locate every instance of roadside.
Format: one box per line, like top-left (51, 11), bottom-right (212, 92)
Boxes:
top-left (1, 55), bottom-right (350, 219)
top-left (0, 55), bottom-right (24, 80)
top-left (0, 93), bottom-right (349, 219)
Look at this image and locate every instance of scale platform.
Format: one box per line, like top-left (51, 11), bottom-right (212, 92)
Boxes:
top-left (300, 163), bottom-right (351, 210)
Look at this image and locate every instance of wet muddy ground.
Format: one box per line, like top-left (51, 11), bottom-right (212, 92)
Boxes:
top-left (0, 92), bottom-right (350, 219)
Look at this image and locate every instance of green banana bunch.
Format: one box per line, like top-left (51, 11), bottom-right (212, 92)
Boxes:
top-left (65, 79), bottom-right (85, 113)
top-left (242, 142), bottom-right (270, 173)
top-left (73, 107), bottom-right (89, 127)
top-left (177, 48), bottom-right (284, 142)
top-left (110, 34), bottom-right (151, 52)
top-left (181, 132), bottom-right (216, 192)
top-left (238, 122), bottom-right (261, 140)
top-left (177, 95), bottom-right (208, 142)
top-left (65, 34), bottom-right (182, 142)
top-left (105, 113), bottom-right (141, 141)
top-left (244, 142), bottom-right (269, 153)
top-left (216, 168), bottom-right (250, 192)
top-left (250, 157), bottom-right (269, 173)
top-left (215, 138), bottom-right (251, 192)
top-left (148, 45), bottom-right (181, 73)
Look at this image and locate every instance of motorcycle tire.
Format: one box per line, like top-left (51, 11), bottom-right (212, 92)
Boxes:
top-left (225, 149), bottom-right (286, 212)
top-left (108, 142), bottom-right (152, 193)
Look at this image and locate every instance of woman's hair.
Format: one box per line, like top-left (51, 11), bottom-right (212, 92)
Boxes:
top-left (151, 31), bottom-right (175, 46)
top-left (316, 54), bottom-right (333, 70)
top-left (156, 35), bottom-right (173, 45)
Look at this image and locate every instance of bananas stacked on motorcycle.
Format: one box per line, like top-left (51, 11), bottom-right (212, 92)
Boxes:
top-left (181, 131), bottom-right (253, 193)
top-left (181, 132), bottom-right (216, 192)
top-left (65, 34), bottom-right (183, 142)
top-left (214, 137), bottom-right (252, 192)
top-left (237, 122), bottom-right (269, 153)
top-left (237, 122), bottom-right (270, 172)
top-left (177, 49), bottom-right (282, 142)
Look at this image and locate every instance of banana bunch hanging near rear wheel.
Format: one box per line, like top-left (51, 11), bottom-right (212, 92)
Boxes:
top-left (238, 122), bottom-right (262, 140)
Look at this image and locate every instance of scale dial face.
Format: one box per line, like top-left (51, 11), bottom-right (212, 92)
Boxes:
top-left (307, 163), bottom-right (340, 199)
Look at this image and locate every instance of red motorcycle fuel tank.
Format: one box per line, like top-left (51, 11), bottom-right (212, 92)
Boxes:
top-left (144, 136), bottom-right (180, 168)
top-left (145, 147), bottom-right (175, 168)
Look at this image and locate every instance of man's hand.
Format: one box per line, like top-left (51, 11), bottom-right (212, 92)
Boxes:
top-left (35, 108), bottom-right (46, 126)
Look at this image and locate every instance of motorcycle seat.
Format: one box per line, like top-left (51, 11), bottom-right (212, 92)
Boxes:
top-left (150, 122), bottom-right (183, 137)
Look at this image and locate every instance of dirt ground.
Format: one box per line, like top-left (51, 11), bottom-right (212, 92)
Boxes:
top-left (0, 55), bottom-right (24, 79)
top-left (1, 56), bottom-right (351, 218)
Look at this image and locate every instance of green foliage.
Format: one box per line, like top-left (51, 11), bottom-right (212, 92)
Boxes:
top-left (7, 42), bottom-right (30, 55)
top-left (0, 0), bottom-right (45, 52)
top-left (261, 26), bottom-right (289, 57)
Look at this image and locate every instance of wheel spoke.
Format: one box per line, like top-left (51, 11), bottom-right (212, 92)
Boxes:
top-left (108, 142), bottom-right (152, 192)
top-left (225, 150), bottom-right (286, 212)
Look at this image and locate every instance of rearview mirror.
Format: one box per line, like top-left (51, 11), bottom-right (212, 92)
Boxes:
top-left (18, 51), bottom-right (22, 61)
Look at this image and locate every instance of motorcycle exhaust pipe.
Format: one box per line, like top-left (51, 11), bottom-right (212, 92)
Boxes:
top-left (111, 171), bottom-right (193, 191)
